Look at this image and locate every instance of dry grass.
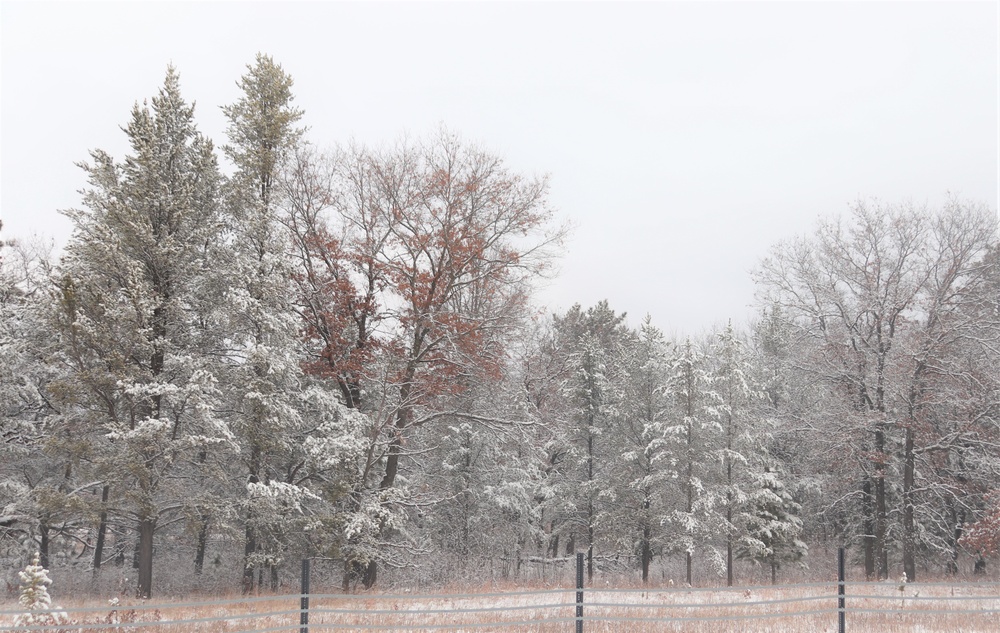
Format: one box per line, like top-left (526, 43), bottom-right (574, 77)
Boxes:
top-left (1, 581), bottom-right (997, 632)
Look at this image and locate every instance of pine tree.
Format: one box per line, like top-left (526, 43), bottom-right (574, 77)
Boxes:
top-left (737, 463), bottom-right (807, 584)
top-left (53, 66), bottom-right (226, 598)
top-left (664, 336), bottom-right (725, 585)
top-left (615, 316), bottom-right (675, 583)
top-left (13, 552), bottom-right (68, 629)
top-left (220, 53), bottom-right (316, 593)
top-left (707, 320), bottom-right (762, 586)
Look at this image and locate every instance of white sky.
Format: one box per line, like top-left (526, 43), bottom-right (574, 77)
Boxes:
top-left (2, 1), bottom-right (997, 337)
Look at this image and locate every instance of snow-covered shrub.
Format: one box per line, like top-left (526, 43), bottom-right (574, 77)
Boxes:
top-left (12, 552), bottom-right (68, 630)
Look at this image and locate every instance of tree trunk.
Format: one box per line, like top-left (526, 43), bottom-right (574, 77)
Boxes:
top-left (727, 538), bottom-right (734, 587)
top-left (363, 381), bottom-right (414, 588)
top-left (93, 485), bottom-right (110, 572)
top-left (243, 447), bottom-right (261, 593)
top-left (771, 561), bottom-right (777, 585)
top-left (587, 539), bottom-right (593, 584)
top-left (862, 477), bottom-right (875, 579)
top-left (974, 557), bottom-right (987, 575)
top-left (726, 412), bottom-right (734, 587)
top-left (902, 425), bottom-right (916, 582)
top-left (194, 511), bottom-right (209, 575)
top-left (947, 504), bottom-right (965, 576)
top-left (686, 551), bottom-right (692, 586)
top-left (641, 497), bottom-right (652, 584)
top-left (137, 516), bottom-right (155, 599)
top-left (362, 560), bottom-right (377, 589)
top-left (874, 425), bottom-right (889, 580)
top-left (243, 519), bottom-right (257, 593)
top-left (39, 522), bottom-right (49, 568)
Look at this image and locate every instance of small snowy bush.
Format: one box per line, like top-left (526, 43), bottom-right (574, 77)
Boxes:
top-left (13, 552), bottom-right (68, 630)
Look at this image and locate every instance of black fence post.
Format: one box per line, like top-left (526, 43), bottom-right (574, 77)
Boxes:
top-left (838, 547), bottom-right (845, 633)
top-left (300, 558), bottom-right (311, 633)
top-left (576, 552), bottom-right (584, 633)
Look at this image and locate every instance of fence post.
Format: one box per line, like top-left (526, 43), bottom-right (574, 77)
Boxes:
top-left (838, 547), bottom-right (845, 633)
top-left (576, 552), bottom-right (584, 633)
top-left (300, 558), bottom-right (311, 633)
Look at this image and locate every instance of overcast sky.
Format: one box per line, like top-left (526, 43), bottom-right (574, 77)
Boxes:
top-left (2, 1), bottom-right (997, 336)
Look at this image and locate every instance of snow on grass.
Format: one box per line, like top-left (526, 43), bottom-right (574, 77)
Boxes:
top-left (0, 581), bottom-right (997, 632)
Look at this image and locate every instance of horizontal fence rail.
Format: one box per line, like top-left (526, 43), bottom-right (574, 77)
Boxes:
top-left (2, 552), bottom-right (998, 632)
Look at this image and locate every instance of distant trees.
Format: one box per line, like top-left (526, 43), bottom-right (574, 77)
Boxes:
top-left (1, 56), bottom-right (996, 596)
top-left (0, 225), bottom-right (54, 566)
top-left (754, 199), bottom-right (998, 581)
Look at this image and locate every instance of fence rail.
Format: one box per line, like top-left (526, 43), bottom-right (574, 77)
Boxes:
top-left (3, 550), bottom-right (998, 632)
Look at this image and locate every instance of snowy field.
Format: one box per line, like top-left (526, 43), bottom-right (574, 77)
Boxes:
top-left (2, 581), bottom-right (999, 632)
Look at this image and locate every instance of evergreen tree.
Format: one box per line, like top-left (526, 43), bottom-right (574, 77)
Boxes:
top-left (707, 320), bottom-right (762, 586)
top-left (221, 53), bottom-right (316, 592)
top-left (13, 552), bottom-right (68, 629)
top-left (664, 336), bottom-right (724, 584)
top-left (614, 317), bottom-right (675, 583)
top-left (53, 67), bottom-right (226, 598)
top-left (737, 463), bottom-right (807, 584)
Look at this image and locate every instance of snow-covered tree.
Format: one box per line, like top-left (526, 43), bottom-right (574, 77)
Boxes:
top-left (754, 199), bottom-right (998, 580)
top-left (736, 463), bottom-right (807, 584)
top-left (52, 67), bottom-right (227, 598)
top-left (281, 130), bottom-right (562, 587)
top-left (13, 552), bottom-right (68, 629)
top-left (706, 320), bottom-right (763, 586)
top-left (663, 336), bottom-right (726, 585)
top-left (220, 53), bottom-right (318, 592)
top-left (613, 317), bottom-right (676, 583)
top-left (549, 302), bottom-right (633, 581)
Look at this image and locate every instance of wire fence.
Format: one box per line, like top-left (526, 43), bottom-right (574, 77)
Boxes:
top-left (3, 586), bottom-right (1000, 632)
top-left (3, 554), bottom-right (999, 632)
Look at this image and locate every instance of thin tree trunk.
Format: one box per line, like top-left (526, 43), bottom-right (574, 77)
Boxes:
top-left (194, 511), bottom-right (210, 575)
top-left (586, 531), bottom-right (594, 583)
top-left (243, 519), bottom-right (257, 593)
top-left (93, 485), bottom-right (110, 572)
top-left (902, 425), bottom-right (916, 582)
top-left (641, 497), bottom-right (652, 584)
top-left (862, 477), bottom-right (875, 579)
top-left (39, 522), bottom-right (49, 569)
top-left (727, 537), bottom-right (734, 587)
top-left (726, 407), bottom-right (734, 587)
top-left (243, 445), bottom-right (261, 594)
top-left (366, 374), bottom-right (414, 589)
top-left (874, 425), bottom-right (889, 580)
top-left (587, 424), bottom-right (594, 584)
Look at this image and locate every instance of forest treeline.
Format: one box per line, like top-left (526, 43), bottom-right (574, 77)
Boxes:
top-left (1, 56), bottom-right (999, 598)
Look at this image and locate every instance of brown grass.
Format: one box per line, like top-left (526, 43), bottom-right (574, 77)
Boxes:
top-left (1, 581), bottom-right (997, 632)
